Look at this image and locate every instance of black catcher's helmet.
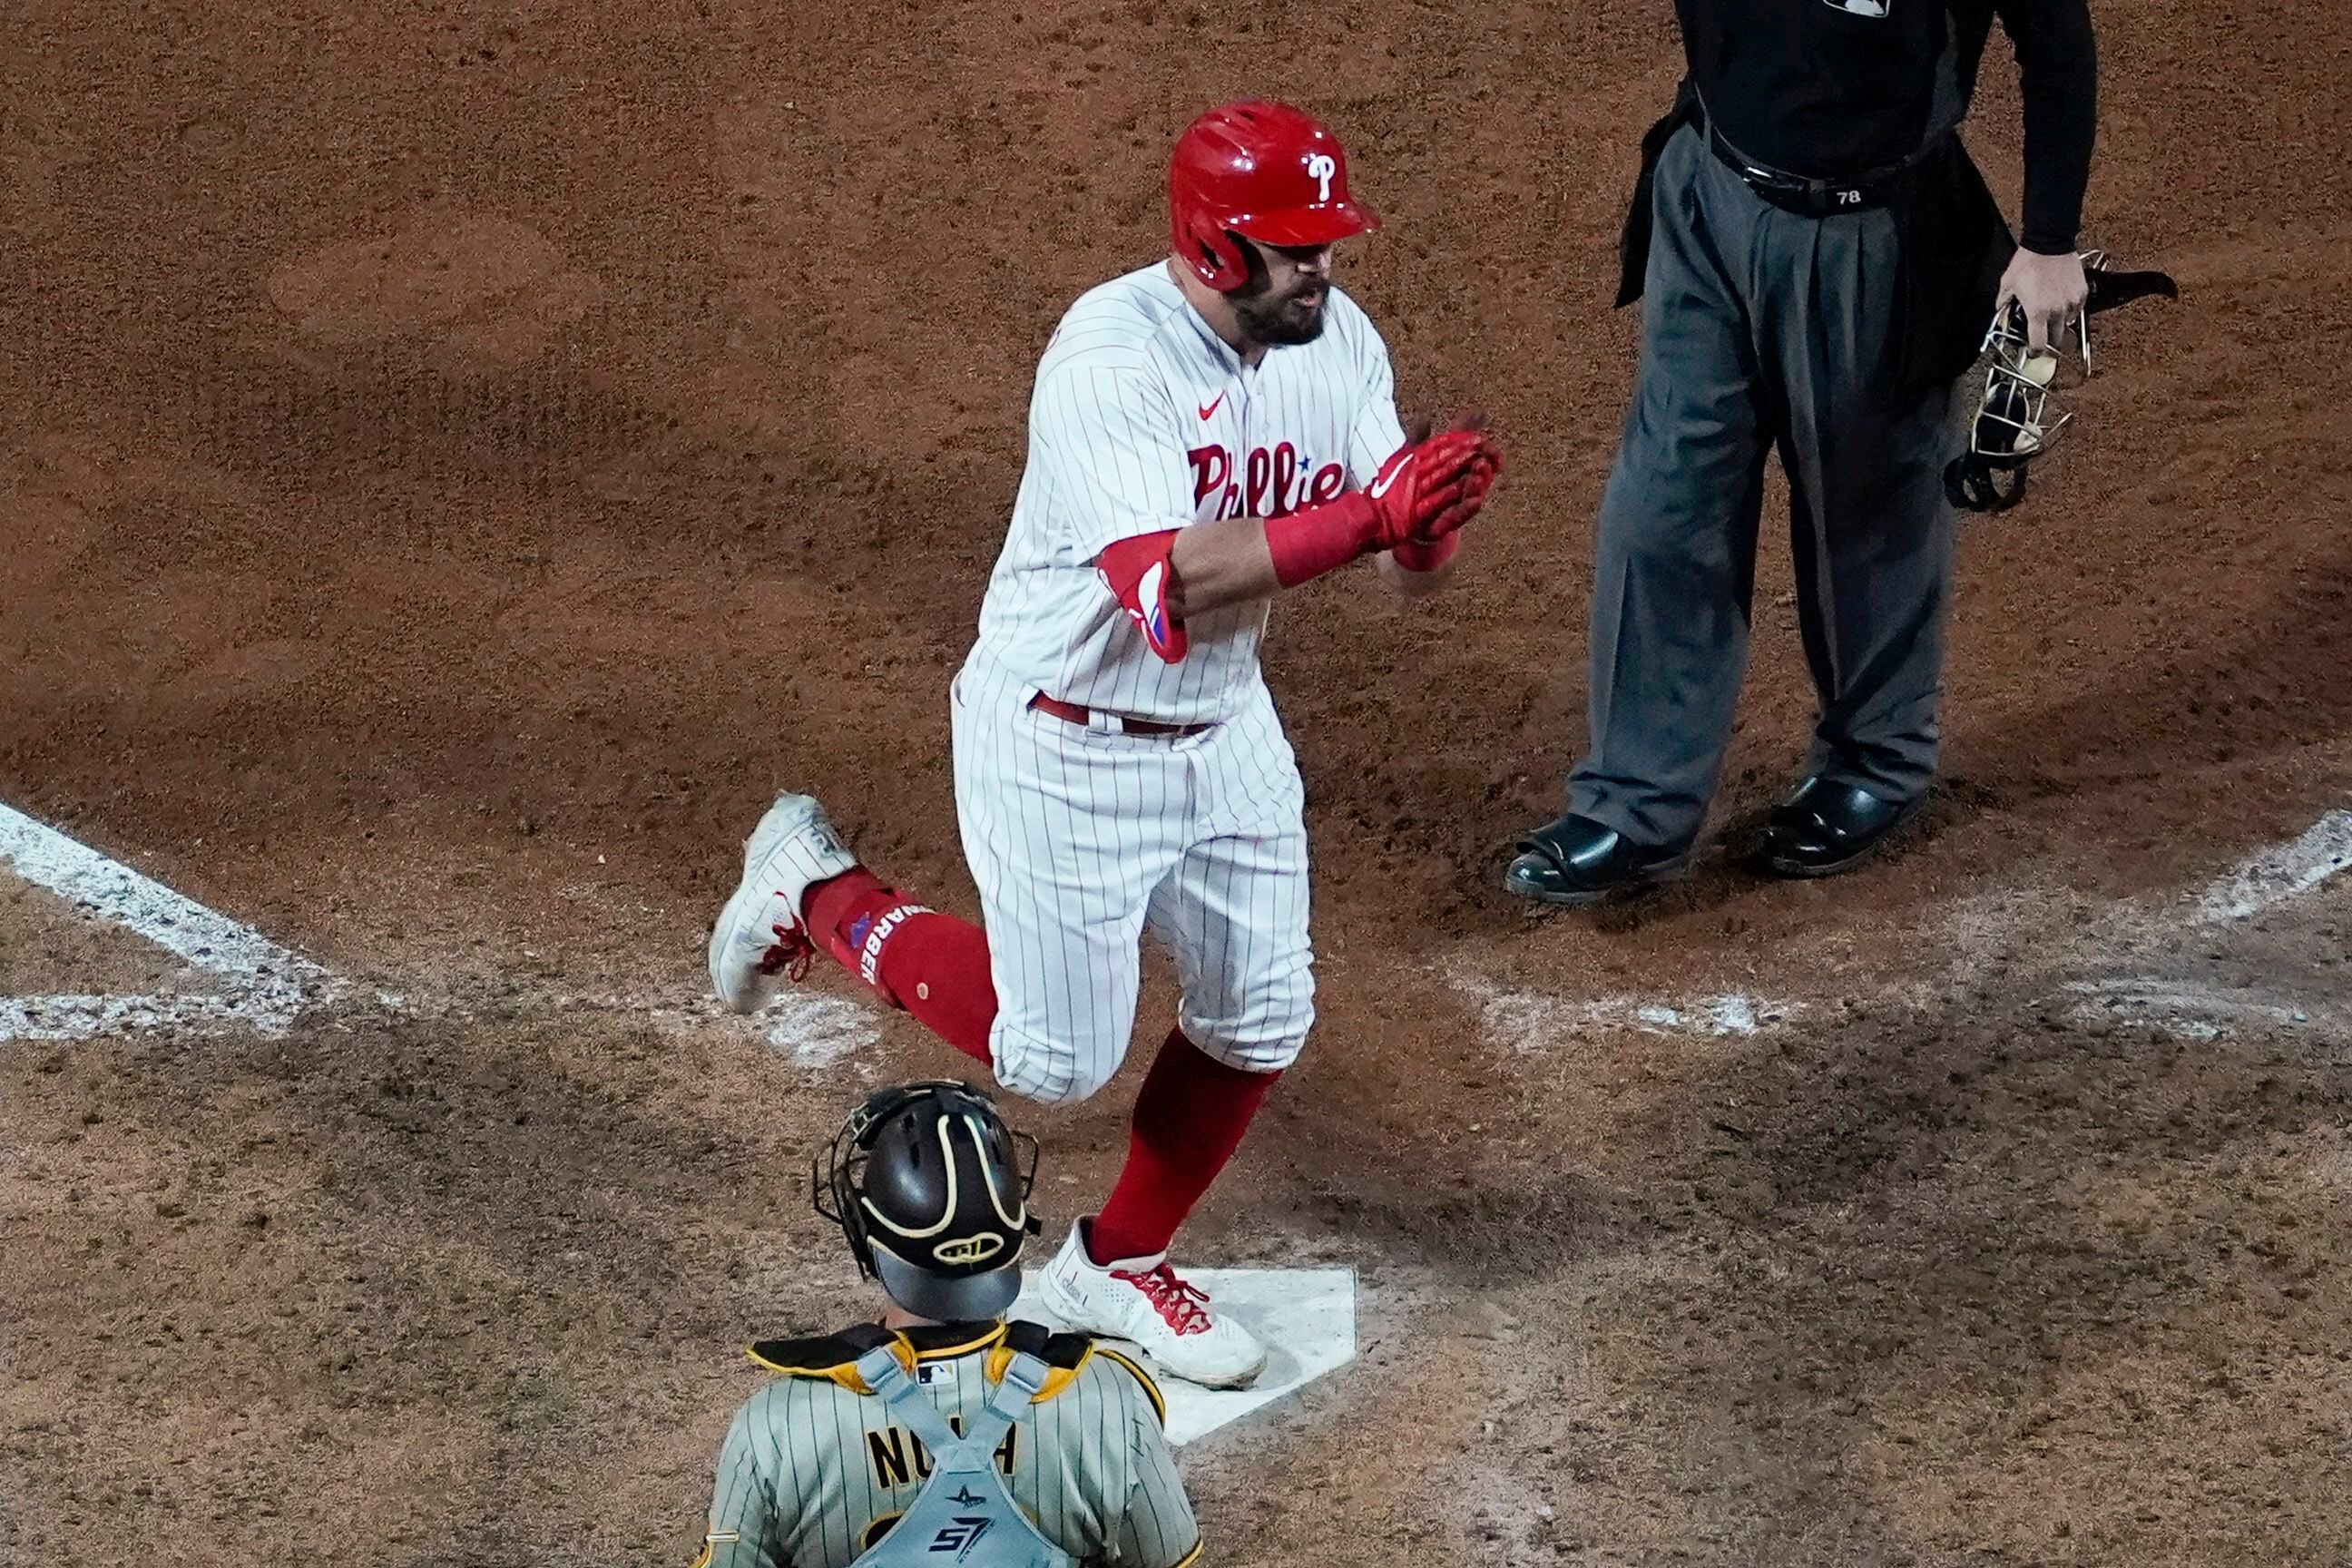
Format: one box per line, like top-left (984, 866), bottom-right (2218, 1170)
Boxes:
top-left (815, 1081), bottom-right (1042, 1322)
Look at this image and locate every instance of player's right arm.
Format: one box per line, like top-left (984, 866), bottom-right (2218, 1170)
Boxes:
top-left (1034, 350), bottom-right (1250, 658)
top-left (1114, 441), bottom-right (1500, 624)
top-left (1112, 1417), bottom-right (1205, 1568)
top-left (1075, 1348), bottom-right (1202, 1568)
top-left (693, 1398), bottom-right (790, 1568)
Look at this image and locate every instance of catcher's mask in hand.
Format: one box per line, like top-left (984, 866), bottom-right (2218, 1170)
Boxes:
top-left (1945, 250), bottom-right (2180, 514)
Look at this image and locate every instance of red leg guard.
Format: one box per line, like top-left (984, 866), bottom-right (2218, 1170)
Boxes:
top-left (801, 870), bottom-right (995, 1068)
top-left (1088, 1028), bottom-right (1282, 1265)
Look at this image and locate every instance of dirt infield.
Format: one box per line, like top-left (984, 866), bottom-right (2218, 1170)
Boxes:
top-left (4, 0), bottom-right (2349, 1563)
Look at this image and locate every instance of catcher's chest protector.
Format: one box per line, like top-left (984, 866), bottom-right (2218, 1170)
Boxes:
top-left (847, 1347), bottom-right (1076, 1568)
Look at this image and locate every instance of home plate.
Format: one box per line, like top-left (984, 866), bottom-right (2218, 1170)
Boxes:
top-left (1011, 1268), bottom-right (1356, 1445)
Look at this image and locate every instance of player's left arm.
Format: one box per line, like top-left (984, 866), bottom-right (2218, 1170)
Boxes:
top-left (1088, 305), bottom-right (1498, 641)
top-left (1114, 1431), bottom-right (1205, 1568)
top-left (1345, 312), bottom-right (1429, 594)
top-left (1094, 1354), bottom-right (1204, 1568)
top-left (1124, 319), bottom-right (1498, 622)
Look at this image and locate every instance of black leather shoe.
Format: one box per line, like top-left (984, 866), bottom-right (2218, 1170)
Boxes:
top-left (1504, 813), bottom-right (1693, 906)
top-left (1751, 777), bottom-right (1926, 878)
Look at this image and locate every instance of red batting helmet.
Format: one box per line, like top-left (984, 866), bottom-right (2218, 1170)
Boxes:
top-left (1170, 101), bottom-right (1379, 292)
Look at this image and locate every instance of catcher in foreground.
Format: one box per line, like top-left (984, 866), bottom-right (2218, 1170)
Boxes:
top-left (692, 1082), bottom-right (1201, 1568)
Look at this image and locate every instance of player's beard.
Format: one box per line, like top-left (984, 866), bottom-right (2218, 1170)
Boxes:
top-left (1230, 254), bottom-right (1328, 348)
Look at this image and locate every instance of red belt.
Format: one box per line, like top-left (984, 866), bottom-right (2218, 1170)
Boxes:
top-left (1027, 692), bottom-right (1212, 738)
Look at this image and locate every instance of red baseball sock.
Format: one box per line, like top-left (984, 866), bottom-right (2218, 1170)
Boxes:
top-left (802, 869), bottom-right (996, 1068)
top-left (1088, 1028), bottom-right (1282, 1266)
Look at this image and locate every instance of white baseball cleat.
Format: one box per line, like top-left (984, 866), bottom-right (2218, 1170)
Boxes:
top-left (708, 793), bottom-right (858, 1014)
top-left (1036, 1221), bottom-right (1268, 1390)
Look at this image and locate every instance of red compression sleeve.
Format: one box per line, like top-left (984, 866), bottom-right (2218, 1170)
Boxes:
top-left (1263, 492), bottom-right (1378, 588)
top-left (1095, 530), bottom-right (1188, 662)
top-left (1087, 1029), bottom-right (1283, 1264)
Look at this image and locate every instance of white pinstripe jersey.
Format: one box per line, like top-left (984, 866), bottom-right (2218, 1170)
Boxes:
top-left (696, 1321), bottom-right (1200, 1568)
top-left (969, 260), bottom-right (1410, 726)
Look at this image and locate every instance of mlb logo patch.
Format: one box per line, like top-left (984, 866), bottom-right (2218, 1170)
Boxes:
top-left (1825, 0), bottom-right (1888, 14)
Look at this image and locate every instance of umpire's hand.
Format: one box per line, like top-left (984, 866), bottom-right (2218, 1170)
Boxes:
top-left (1999, 247), bottom-right (2092, 353)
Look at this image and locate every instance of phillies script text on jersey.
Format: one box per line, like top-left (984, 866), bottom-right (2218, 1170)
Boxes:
top-left (1187, 441), bottom-right (1347, 519)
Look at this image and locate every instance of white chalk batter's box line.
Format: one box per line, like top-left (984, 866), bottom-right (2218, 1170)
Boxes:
top-left (1446, 806), bottom-right (2352, 1050)
top-left (0, 800), bottom-right (350, 1042)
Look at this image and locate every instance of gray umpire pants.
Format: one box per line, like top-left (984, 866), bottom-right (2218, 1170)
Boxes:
top-left (1566, 122), bottom-right (1960, 848)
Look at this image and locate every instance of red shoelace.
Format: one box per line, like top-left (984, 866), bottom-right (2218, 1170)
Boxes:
top-left (1113, 1263), bottom-right (1213, 1337)
top-left (758, 920), bottom-right (817, 983)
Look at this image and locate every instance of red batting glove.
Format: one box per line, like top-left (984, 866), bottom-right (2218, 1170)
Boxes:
top-left (1360, 429), bottom-right (1490, 552)
top-left (1382, 417), bottom-right (1503, 570)
top-left (1416, 443), bottom-right (1501, 542)
top-left (1264, 416), bottom-right (1501, 588)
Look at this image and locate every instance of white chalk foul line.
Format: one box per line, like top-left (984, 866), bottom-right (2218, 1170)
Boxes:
top-left (1450, 966), bottom-right (1800, 1049)
top-left (0, 802), bottom-right (328, 986)
top-left (2199, 808), bottom-right (2352, 923)
top-left (0, 990), bottom-right (314, 1044)
top-left (0, 800), bottom-right (338, 1043)
top-left (532, 985), bottom-right (883, 1068)
top-left (2062, 976), bottom-right (2322, 1042)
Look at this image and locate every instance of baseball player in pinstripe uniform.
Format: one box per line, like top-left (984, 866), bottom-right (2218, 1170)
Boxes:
top-left (694, 1082), bottom-right (1200, 1568)
top-left (707, 101), bottom-right (1502, 1389)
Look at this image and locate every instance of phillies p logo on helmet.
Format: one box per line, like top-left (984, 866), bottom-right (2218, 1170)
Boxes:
top-left (1306, 152), bottom-right (1337, 202)
top-left (1169, 101), bottom-right (1380, 292)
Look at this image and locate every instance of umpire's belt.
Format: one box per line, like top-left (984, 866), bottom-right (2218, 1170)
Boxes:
top-left (1029, 691), bottom-right (1213, 738)
top-left (1704, 118), bottom-right (1932, 218)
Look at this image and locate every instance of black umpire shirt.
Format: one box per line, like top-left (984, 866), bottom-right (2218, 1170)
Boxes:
top-left (1677, 0), bottom-right (2097, 253)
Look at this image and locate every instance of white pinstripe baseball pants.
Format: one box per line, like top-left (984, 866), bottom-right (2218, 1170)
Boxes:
top-left (950, 654), bottom-right (1316, 1105)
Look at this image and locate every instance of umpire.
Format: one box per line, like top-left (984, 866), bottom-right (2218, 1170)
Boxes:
top-left (692, 1082), bottom-right (1202, 1568)
top-left (1508, 0), bottom-right (2098, 902)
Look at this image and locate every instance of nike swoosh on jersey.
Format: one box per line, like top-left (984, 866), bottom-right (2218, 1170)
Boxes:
top-left (1197, 392), bottom-right (1225, 420)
